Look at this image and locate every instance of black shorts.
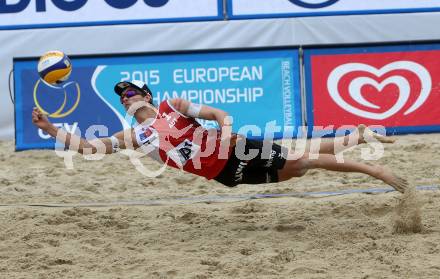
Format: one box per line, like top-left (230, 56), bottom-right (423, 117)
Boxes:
top-left (214, 139), bottom-right (288, 187)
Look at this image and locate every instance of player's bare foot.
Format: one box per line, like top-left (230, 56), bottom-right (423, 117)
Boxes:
top-left (357, 124), bottom-right (396, 144)
top-left (373, 166), bottom-right (408, 193)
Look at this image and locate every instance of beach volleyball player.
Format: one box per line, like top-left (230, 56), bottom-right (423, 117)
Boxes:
top-left (32, 80), bottom-right (408, 193)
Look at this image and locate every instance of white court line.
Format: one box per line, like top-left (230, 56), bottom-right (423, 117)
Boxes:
top-left (0, 185), bottom-right (438, 209)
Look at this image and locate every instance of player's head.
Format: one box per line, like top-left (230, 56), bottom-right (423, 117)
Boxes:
top-left (114, 80), bottom-right (154, 109)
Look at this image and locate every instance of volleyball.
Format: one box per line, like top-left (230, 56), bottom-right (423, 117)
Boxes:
top-left (37, 50), bottom-right (72, 85)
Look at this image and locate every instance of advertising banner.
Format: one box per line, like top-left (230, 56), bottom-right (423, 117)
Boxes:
top-left (228, 0), bottom-right (440, 19)
top-left (14, 49), bottom-right (302, 150)
top-left (0, 0), bottom-right (222, 29)
top-left (303, 44), bottom-right (440, 136)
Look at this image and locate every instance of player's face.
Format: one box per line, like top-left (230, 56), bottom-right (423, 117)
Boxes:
top-left (120, 88), bottom-right (145, 108)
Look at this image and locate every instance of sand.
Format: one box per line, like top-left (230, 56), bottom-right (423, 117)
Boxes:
top-left (0, 133), bottom-right (439, 278)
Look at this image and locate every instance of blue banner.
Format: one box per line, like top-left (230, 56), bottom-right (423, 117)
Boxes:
top-left (14, 49), bottom-right (302, 150)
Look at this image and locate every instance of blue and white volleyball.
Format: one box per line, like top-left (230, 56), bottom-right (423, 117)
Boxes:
top-left (37, 51), bottom-right (72, 85)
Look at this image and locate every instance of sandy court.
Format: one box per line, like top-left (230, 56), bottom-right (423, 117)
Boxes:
top-left (0, 133), bottom-right (439, 278)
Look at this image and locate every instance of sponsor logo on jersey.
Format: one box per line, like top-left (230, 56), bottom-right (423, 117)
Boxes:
top-left (139, 127), bottom-right (157, 144)
top-left (167, 139), bottom-right (201, 167)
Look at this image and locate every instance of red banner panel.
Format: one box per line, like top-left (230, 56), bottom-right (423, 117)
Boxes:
top-left (305, 45), bottom-right (440, 135)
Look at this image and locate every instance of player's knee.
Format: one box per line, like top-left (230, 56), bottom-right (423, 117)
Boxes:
top-left (285, 156), bottom-right (309, 177)
top-left (295, 161), bottom-right (308, 177)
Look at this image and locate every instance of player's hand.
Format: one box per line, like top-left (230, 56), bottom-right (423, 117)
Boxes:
top-left (32, 107), bottom-right (52, 130)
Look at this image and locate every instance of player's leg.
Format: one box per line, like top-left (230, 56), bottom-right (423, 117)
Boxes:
top-left (277, 154), bottom-right (408, 193)
top-left (306, 124), bottom-right (395, 155)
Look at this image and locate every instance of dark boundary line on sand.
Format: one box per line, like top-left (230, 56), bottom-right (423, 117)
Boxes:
top-left (0, 185), bottom-right (438, 208)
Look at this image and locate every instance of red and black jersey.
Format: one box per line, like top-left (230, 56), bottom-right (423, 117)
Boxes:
top-left (134, 100), bottom-right (231, 179)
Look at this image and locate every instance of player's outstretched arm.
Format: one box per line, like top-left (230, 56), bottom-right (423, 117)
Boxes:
top-left (31, 107), bottom-right (135, 154)
top-left (170, 98), bottom-right (238, 147)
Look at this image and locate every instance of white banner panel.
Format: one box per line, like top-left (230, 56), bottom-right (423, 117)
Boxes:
top-left (0, 0), bottom-right (222, 29)
top-left (228, 0), bottom-right (440, 18)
